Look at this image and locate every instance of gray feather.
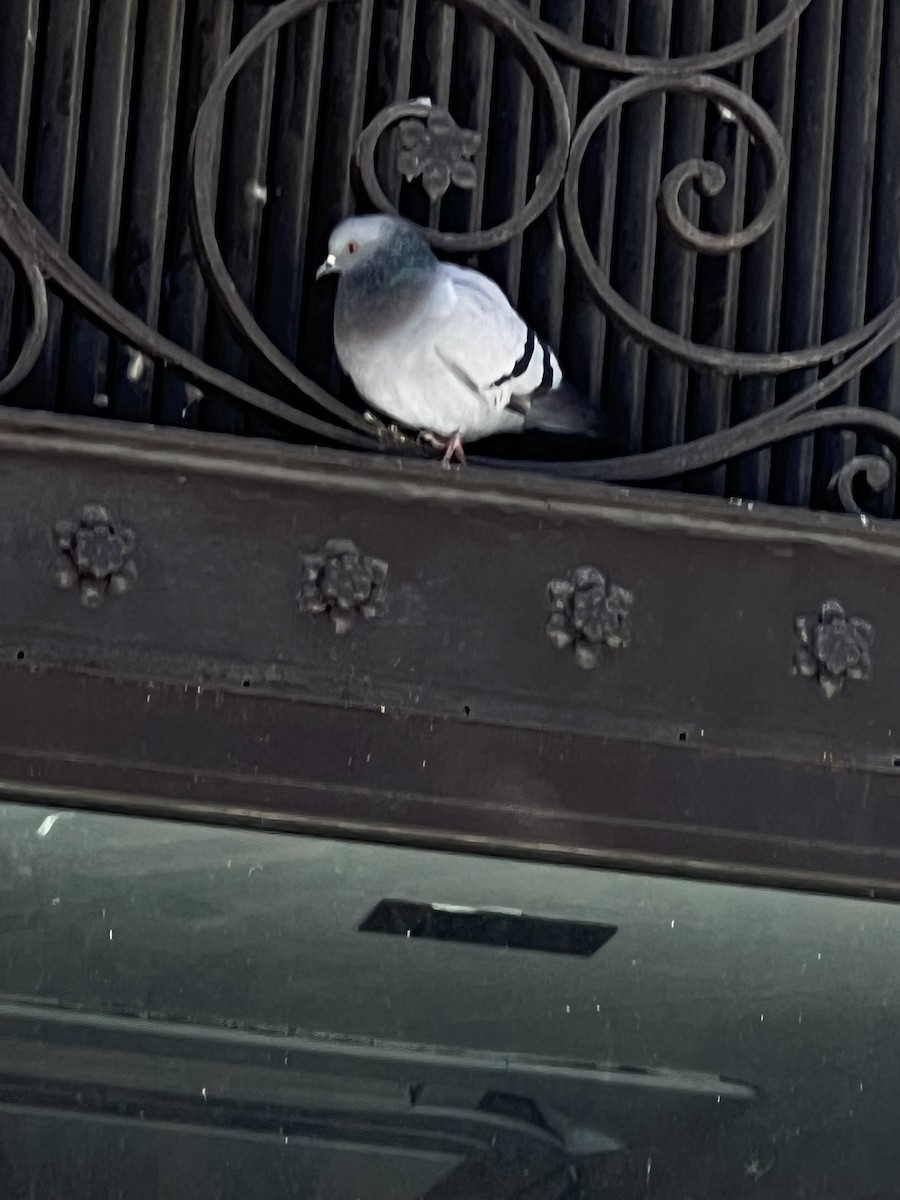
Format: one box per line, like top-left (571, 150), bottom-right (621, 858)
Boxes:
top-left (517, 381), bottom-right (603, 437)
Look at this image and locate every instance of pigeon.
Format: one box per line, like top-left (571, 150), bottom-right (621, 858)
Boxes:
top-left (316, 214), bottom-right (600, 464)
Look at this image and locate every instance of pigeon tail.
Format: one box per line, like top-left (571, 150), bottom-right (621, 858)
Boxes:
top-left (520, 381), bottom-right (603, 438)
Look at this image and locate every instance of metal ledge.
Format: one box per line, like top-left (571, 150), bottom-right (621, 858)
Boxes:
top-left (0, 409), bottom-right (897, 895)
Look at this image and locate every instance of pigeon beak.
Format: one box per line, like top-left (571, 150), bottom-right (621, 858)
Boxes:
top-left (315, 253), bottom-right (338, 280)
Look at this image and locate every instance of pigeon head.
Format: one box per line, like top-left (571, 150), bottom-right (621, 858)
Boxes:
top-left (316, 214), bottom-right (436, 282)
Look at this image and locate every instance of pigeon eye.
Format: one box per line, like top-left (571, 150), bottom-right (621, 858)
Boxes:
top-left (347, 240), bottom-right (359, 255)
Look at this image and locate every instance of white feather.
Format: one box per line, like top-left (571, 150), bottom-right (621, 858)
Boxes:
top-left (336, 261), bottom-right (561, 442)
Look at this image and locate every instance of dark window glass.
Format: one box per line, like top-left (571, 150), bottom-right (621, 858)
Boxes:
top-left (0, 800), bottom-right (897, 1198)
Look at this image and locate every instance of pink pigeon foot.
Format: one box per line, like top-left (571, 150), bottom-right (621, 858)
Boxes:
top-left (421, 430), bottom-right (466, 467)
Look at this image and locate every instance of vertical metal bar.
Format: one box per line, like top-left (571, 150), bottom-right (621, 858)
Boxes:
top-left (304, 0), bottom-right (376, 397)
top-left (865, 0), bottom-right (900, 517)
top-left (0, 0), bottom-right (40, 188)
top-left (158, 0), bottom-right (234, 430)
top-left (375, 0), bottom-right (417, 211)
top-left (249, 5), bottom-right (331, 441)
top-left (813, 0), bottom-right (885, 506)
top-left (729, 0), bottom-right (799, 503)
top-left (66, 0), bottom-right (139, 416)
top-left (643, 0), bottom-right (716, 463)
top-left (318, 0), bottom-right (377, 225)
top-left (563, 0), bottom-right (630, 406)
top-left (481, 0), bottom-right (541, 310)
top-left (423, 1), bottom-right (456, 231)
top-left (20, 0), bottom-right (91, 410)
top-left (404, 0), bottom-right (456, 230)
top-left (110, 0), bottom-right (186, 423)
top-left (0, 0), bottom-right (41, 379)
top-left (203, 0), bottom-right (278, 435)
top-left (771, 0), bottom-right (843, 508)
top-left (444, 4), bottom-right (494, 237)
top-left (522, 0), bottom-right (585, 353)
top-left (685, 0), bottom-right (758, 498)
top-left (256, 7), bottom-right (328, 366)
top-left (606, 0), bottom-right (673, 454)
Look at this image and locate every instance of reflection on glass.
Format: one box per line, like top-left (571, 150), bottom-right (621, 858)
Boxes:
top-left (0, 801), bottom-right (896, 1198)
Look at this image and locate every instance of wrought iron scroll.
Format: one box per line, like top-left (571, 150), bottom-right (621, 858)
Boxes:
top-left (0, 165), bottom-right (374, 449)
top-left (356, 0), bottom-right (900, 511)
top-left (1, 0), bottom-right (900, 516)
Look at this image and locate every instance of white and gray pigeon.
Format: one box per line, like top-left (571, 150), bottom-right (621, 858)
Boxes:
top-left (316, 214), bottom-right (600, 464)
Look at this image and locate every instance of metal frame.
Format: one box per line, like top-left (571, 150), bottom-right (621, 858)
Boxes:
top-left (1, 1), bottom-right (899, 895)
top-left (2, 0), bottom-right (900, 507)
top-left (0, 404), bottom-right (897, 897)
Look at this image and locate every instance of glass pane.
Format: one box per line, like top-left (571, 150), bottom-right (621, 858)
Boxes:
top-left (0, 799), bottom-right (896, 1198)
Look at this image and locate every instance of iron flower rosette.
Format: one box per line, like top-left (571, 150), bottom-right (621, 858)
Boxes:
top-left (546, 566), bottom-right (634, 669)
top-left (297, 539), bottom-right (388, 636)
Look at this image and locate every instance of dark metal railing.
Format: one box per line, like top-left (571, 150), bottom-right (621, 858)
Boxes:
top-left (0, 0), bottom-right (898, 516)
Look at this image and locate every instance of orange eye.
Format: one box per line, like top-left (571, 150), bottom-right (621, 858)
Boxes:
top-left (347, 240), bottom-right (359, 254)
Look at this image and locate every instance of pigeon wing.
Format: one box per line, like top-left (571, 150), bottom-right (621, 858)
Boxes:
top-left (430, 264), bottom-right (562, 409)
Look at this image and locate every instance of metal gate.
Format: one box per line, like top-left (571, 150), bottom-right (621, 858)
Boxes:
top-left (1, 0), bottom-right (898, 515)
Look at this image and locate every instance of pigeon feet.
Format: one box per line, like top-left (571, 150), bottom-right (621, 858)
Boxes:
top-left (363, 411), bottom-right (413, 451)
top-left (420, 430), bottom-right (466, 467)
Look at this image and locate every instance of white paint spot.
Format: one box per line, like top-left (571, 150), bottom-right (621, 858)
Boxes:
top-left (125, 348), bottom-right (148, 384)
top-left (36, 814), bottom-right (63, 838)
top-left (92, 392), bottom-right (109, 409)
top-left (247, 181), bottom-right (268, 203)
top-left (201, 1087), bottom-right (207, 1101)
